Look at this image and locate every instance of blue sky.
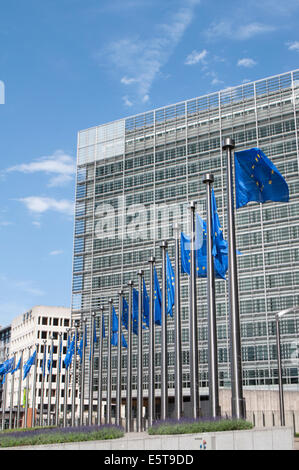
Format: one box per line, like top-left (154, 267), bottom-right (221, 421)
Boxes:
top-left (0, 0), bottom-right (299, 326)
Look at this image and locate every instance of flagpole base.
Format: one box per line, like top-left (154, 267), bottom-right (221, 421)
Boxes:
top-left (231, 397), bottom-right (246, 420)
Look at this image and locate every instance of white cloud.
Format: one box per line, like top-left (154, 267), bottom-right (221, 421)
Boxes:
top-left (122, 95), bottom-right (133, 107)
top-left (287, 41), bottom-right (299, 51)
top-left (185, 49), bottom-right (207, 65)
top-left (211, 77), bottom-right (224, 86)
top-left (6, 150), bottom-right (75, 187)
top-left (102, 0), bottom-right (201, 104)
top-left (17, 197), bottom-right (74, 216)
top-left (0, 221), bottom-right (13, 227)
top-left (49, 250), bottom-right (64, 256)
top-left (237, 58), bottom-right (257, 68)
top-left (121, 76), bottom-right (138, 85)
top-left (32, 221), bottom-right (41, 228)
top-left (14, 280), bottom-right (45, 297)
top-left (206, 21), bottom-right (275, 40)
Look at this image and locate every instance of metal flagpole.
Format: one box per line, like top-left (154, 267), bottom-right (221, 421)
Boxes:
top-left (40, 341), bottom-right (46, 426)
top-left (80, 318), bottom-right (87, 426)
top-left (55, 333), bottom-right (62, 426)
top-left (24, 347), bottom-right (31, 428)
top-left (31, 343), bottom-right (39, 427)
top-left (222, 137), bottom-right (246, 419)
top-left (88, 312), bottom-right (96, 425)
top-left (148, 257), bottom-right (155, 427)
top-left (97, 307), bottom-right (104, 426)
top-left (17, 350), bottom-right (23, 428)
top-left (189, 201), bottom-right (200, 419)
top-left (126, 281), bottom-right (133, 432)
top-left (47, 336), bottom-right (54, 426)
top-left (107, 299), bottom-right (113, 425)
top-left (116, 290), bottom-right (123, 427)
top-left (71, 322), bottom-right (78, 427)
top-left (63, 329), bottom-right (70, 427)
top-left (160, 241), bottom-right (168, 421)
top-left (2, 354), bottom-right (8, 430)
top-left (276, 314), bottom-right (285, 426)
top-left (203, 173), bottom-right (221, 418)
top-left (9, 352), bottom-right (16, 429)
top-left (137, 270), bottom-right (144, 432)
top-left (173, 224), bottom-right (183, 420)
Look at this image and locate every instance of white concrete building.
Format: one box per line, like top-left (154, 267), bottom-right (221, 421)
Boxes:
top-left (6, 305), bottom-right (74, 425)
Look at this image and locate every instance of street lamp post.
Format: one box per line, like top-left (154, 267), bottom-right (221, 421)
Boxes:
top-left (275, 307), bottom-right (299, 426)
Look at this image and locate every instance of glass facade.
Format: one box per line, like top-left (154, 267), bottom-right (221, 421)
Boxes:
top-left (72, 70), bottom-right (299, 396)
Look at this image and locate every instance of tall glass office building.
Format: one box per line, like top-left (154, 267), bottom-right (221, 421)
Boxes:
top-left (71, 69), bottom-right (299, 408)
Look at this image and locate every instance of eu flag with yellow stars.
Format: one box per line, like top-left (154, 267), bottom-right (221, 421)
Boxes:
top-left (180, 232), bottom-right (191, 275)
top-left (235, 148), bottom-right (289, 209)
top-left (143, 278), bottom-right (150, 328)
top-left (111, 306), bottom-right (119, 346)
top-left (122, 297), bottom-right (129, 330)
top-left (133, 288), bottom-right (139, 335)
top-left (154, 267), bottom-right (162, 326)
top-left (166, 252), bottom-right (175, 317)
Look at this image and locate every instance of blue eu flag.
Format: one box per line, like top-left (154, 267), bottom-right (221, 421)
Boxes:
top-left (78, 325), bottom-right (87, 363)
top-left (211, 189), bottom-right (228, 256)
top-left (133, 288), bottom-right (139, 335)
top-left (181, 232), bottom-right (191, 275)
top-left (196, 213), bottom-right (228, 280)
top-left (0, 357), bottom-right (14, 376)
top-left (11, 356), bottom-right (21, 375)
top-left (64, 333), bottom-right (75, 370)
top-left (111, 306), bottom-right (118, 346)
top-left (122, 334), bottom-right (128, 348)
top-left (122, 297), bottom-right (129, 330)
top-left (111, 307), bottom-right (128, 348)
top-left (102, 314), bottom-right (106, 338)
top-left (143, 278), bottom-right (150, 328)
top-left (47, 344), bottom-right (53, 372)
top-left (154, 268), bottom-right (162, 326)
top-left (235, 148), bottom-right (289, 209)
top-left (23, 350), bottom-right (37, 380)
top-left (181, 211), bottom-right (229, 280)
top-left (166, 252), bottom-right (175, 317)
top-left (42, 348), bottom-right (47, 377)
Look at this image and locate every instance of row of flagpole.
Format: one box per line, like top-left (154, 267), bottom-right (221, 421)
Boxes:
top-left (0, 137), bottom-right (244, 430)
top-left (1, 137), bottom-right (290, 430)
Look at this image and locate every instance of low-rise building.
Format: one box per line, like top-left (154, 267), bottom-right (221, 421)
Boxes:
top-left (5, 305), bottom-right (73, 426)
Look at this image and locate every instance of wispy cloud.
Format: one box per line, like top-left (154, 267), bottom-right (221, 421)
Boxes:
top-left (49, 250), bottom-right (64, 256)
top-left (14, 280), bottom-right (45, 297)
top-left (185, 49), bottom-right (207, 65)
top-left (205, 20), bottom-right (275, 41)
top-left (0, 221), bottom-right (13, 227)
top-left (5, 150), bottom-right (75, 187)
top-left (32, 221), bottom-right (41, 228)
top-left (17, 197), bottom-right (74, 216)
top-left (0, 275), bottom-right (45, 297)
top-left (101, 0), bottom-right (201, 105)
top-left (237, 58), bottom-right (257, 68)
top-left (286, 41), bottom-right (299, 51)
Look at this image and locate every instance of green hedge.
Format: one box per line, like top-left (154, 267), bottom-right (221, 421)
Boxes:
top-left (148, 419), bottom-right (253, 435)
top-left (0, 427), bottom-right (124, 448)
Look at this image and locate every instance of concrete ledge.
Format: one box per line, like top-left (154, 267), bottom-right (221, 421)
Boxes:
top-left (1, 427), bottom-right (294, 450)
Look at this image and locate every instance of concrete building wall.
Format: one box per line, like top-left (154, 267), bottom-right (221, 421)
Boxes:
top-left (219, 387), bottom-right (299, 430)
top-left (5, 305), bottom-right (74, 423)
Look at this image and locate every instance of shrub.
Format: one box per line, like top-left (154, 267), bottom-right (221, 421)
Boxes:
top-left (148, 418), bottom-right (253, 435)
top-left (0, 425), bottom-right (124, 448)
